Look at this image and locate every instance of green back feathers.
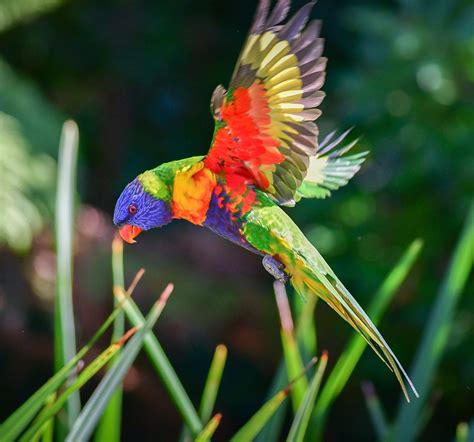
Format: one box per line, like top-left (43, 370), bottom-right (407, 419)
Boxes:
top-left (138, 156), bottom-right (205, 201)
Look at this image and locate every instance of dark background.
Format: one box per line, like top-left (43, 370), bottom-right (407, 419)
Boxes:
top-left (0, 0), bottom-right (473, 440)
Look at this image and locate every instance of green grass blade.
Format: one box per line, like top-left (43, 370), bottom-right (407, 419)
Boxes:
top-left (198, 344), bottom-right (227, 424)
top-left (0, 285), bottom-right (129, 442)
top-left (65, 284), bottom-right (174, 442)
top-left (456, 422), bottom-right (469, 442)
top-left (287, 352), bottom-right (328, 442)
top-left (257, 287), bottom-right (318, 442)
top-left (180, 344), bottom-right (227, 442)
top-left (391, 203), bottom-right (474, 441)
top-left (114, 286), bottom-right (203, 436)
top-left (311, 238), bottom-right (423, 437)
top-left (95, 236), bottom-right (126, 442)
top-left (231, 358), bottom-right (316, 442)
top-left (361, 381), bottom-right (388, 440)
top-left (195, 414), bottom-right (222, 442)
top-left (456, 420), bottom-right (474, 442)
top-left (254, 362), bottom-right (288, 442)
top-left (54, 120), bottom-right (80, 433)
top-left (231, 390), bottom-right (289, 442)
top-left (274, 281), bottom-right (309, 413)
top-left (20, 328), bottom-right (137, 442)
top-left (294, 294), bottom-right (317, 359)
top-left (29, 394), bottom-right (55, 442)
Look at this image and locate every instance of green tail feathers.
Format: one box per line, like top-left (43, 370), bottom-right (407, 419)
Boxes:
top-left (295, 247), bottom-right (418, 402)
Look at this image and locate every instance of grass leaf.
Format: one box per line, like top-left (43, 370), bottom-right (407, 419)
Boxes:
top-left (287, 352), bottom-right (328, 442)
top-left (230, 389), bottom-right (289, 441)
top-left (361, 381), bottom-right (388, 439)
top-left (274, 281), bottom-right (309, 412)
top-left (54, 120), bottom-right (80, 433)
top-left (231, 358), bottom-right (317, 442)
top-left (294, 294), bottom-right (318, 359)
top-left (114, 285), bottom-right (203, 436)
top-left (391, 203), bottom-right (474, 441)
top-left (181, 344), bottom-right (227, 442)
top-left (254, 362), bottom-right (288, 442)
top-left (0, 271), bottom-right (134, 442)
top-left (195, 414), bottom-right (222, 442)
top-left (455, 420), bottom-right (474, 442)
top-left (65, 284), bottom-right (174, 442)
top-left (95, 236), bottom-right (126, 442)
top-left (199, 344), bottom-right (227, 424)
top-left (20, 327), bottom-right (138, 442)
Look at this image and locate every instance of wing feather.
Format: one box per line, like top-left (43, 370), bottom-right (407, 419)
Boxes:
top-left (206, 0), bottom-right (327, 207)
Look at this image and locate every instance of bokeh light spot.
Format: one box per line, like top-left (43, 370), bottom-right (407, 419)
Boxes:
top-left (417, 63), bottom-right (443, 92)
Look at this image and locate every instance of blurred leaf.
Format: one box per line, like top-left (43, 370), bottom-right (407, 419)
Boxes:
top-left (0, 57), bottom-right (63, 251)
top-left (65, 284), bottom-right (174, 442)
top-left (0, 58), bottom-right (63, 155)
top-left (0, 112), bottom-right (55, 251)
top-left (312, 239), bottom-right (423, 436)
top-left (53, 120), bottom-right (80, 435)
top-left (287, 352), bottom-right (328, 442)
top-left (0, 0), bottom-right (65, 33)
top-left (114, 285), bottom-right (203, 437)
top-left (391, 203), bottom-right (474, 441)
top-left (456, 420), bottom-right (474, 442)
top-left (361, 382), bottom-right (388, 440)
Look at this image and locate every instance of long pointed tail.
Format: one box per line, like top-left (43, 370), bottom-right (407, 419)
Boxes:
top-left (291, 254), bottom-right (418, 402)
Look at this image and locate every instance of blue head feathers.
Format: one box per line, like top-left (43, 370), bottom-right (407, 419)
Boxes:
top-left (113, 178), bottom-right (172, 231)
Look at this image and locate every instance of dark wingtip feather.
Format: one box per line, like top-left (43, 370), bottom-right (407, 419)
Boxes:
top-left (267, 0), bottom-right (291, 28)
top-left (279, 1), bottom-right (317, 41)
top-left (250, 0), bottom-right (271, 34)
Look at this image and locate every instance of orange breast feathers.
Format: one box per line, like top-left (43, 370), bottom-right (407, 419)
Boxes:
top-left (171, 162), bottom-right (217, 225)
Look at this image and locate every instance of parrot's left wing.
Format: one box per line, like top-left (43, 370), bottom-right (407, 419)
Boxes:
top-left (295, 129), bottom-right (369, 201)
top-left (204, 0), bottom-right (327, 206)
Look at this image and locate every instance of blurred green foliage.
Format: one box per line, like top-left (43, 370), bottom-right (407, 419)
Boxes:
top-left (0, 0), bottom-right (64, 33)
top-left (0, 0), bottom-right (64, 251)
top-left (0, 59), bottom-right (62, 251)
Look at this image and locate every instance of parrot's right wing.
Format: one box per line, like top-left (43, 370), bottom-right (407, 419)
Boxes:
top-left (204, 0), bottom-right (367, 210)
top-left (204, 0), bottom-right (327, 208)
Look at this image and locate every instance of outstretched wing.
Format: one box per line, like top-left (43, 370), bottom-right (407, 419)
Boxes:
top-left (295, 129), bottom-right (369, 201)
top-left (204, 0), bottom-right (326, 206)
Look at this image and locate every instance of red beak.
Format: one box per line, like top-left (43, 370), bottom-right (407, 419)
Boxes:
top-left (118, 224), bottom-right (143, 244)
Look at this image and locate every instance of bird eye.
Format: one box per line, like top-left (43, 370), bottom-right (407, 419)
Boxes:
top-left (128, 204), bottom-right (137, 215)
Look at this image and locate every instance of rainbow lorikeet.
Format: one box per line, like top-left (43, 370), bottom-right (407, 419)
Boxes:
top-left (113, 0), bottom-right (417, 400)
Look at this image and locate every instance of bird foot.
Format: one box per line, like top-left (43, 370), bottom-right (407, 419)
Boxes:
top-left (262, 255), bottom-right (289, 283)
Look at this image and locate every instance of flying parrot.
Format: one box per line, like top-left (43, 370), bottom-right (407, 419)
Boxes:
top-left (113, 0), bottom-right (418, 400)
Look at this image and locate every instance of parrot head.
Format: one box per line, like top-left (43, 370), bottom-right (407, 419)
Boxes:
top-left (113, 172), bottom-right (172, 243)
